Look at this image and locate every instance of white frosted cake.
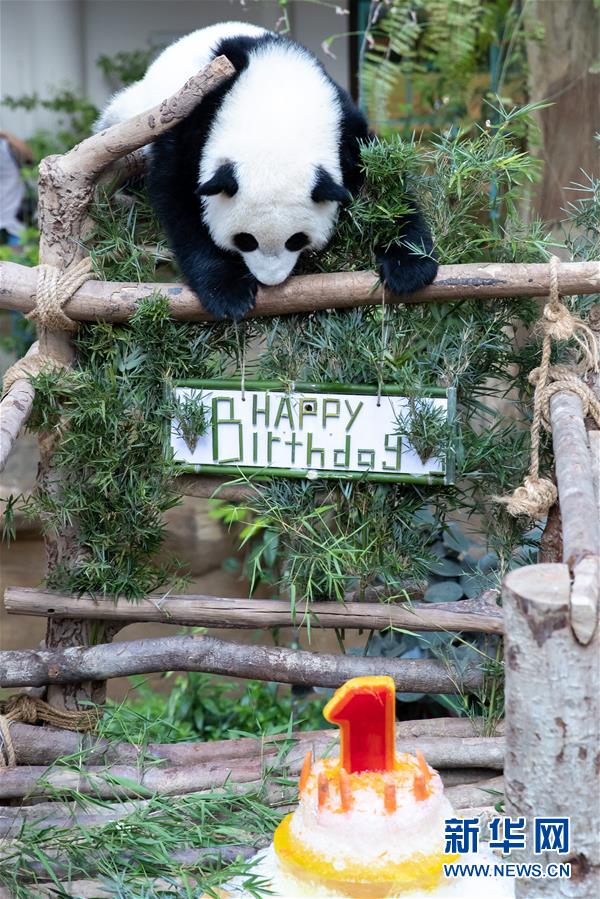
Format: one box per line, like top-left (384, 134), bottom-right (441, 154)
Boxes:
top-left (211, 677), bottom-right (514, 898)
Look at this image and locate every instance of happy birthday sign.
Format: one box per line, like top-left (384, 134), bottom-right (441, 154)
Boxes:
top-left (171, 380), bottom-right (455, 484)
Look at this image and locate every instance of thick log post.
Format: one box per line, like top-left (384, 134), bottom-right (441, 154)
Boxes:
top-left (503, 563), bottom-right (600, 897)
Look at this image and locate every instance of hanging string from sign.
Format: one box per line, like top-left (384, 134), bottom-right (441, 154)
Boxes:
top-left (234, 322), bottom-right (247, 401)
top-left (377, 284), bottom-right (388, 407)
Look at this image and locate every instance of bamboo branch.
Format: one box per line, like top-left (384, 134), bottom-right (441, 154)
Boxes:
top-left (3, 587), bottom-right (503, 634)
top-left (0, 633), bottom-right (484, 693)
top-left (7, 716), bottom-right (504, 767)
top-left (1, 260), bottom-right (599, 321)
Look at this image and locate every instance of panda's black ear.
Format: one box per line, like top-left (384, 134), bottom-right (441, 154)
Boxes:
top-left (311, 166), bottom-right (352, 205)
top-left (197, 163), bottom-right (238, 198)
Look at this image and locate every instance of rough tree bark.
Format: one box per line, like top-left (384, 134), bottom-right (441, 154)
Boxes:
top-left (503, 563), bottom-right (599, 897)
top-left (0, 342), bottom-right (38, 473)
top-left (550, 390), bottom-right (599, 645)
top-left (526, 0), bottom-right (600, 224)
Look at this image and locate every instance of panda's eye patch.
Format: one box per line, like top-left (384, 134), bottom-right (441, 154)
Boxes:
top-left (285, 232), bottom-right (309, 252)
top-left (233, 233), bottom-right (259, 252)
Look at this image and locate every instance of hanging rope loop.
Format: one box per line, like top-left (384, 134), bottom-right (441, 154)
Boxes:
top-left (496, 255), bottom-right (599, 520)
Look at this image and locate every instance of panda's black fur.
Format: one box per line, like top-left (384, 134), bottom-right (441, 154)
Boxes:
top-left (142, 31), bottom-right (437, 320)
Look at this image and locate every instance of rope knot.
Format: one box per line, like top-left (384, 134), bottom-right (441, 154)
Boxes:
top-left (542, 301), bottom-right (578, 341)
top-left (27, 257), bottom-right (96, 333)
top-left (497, 475), bottom-right (558, 519)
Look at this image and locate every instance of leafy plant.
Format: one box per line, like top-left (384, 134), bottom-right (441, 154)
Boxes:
top-left (102, 673), bottom-right (329, 744)
top-left (394, 396), bottom-right (450, 464)
top-left (172, 390), bottom-right (209, 452)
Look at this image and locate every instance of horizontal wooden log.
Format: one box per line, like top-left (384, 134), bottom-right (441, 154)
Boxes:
top-left (7, 716), bottom-right (504, 766)
top-left (0, 736), bottom-right (503, 801)
top-left (3, 587), bottom-right (503, 634)
top-left (2, 260), bottom-right (599, 322)
top-left (0, 771), bottom-right (499, 838)
top-left (444, 774), bottom-right (504, 809)
top-left (0, 633), bottom-right (484, 693)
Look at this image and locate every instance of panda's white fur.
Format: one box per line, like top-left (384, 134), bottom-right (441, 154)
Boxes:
top-left (199, 39), bottom-right (343, 285)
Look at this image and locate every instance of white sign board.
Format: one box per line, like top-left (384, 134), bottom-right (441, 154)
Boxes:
top-left (171, 381), bottom-right (455, 485)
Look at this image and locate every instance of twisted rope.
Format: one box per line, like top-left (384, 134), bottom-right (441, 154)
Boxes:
top-left (27, 257), bottom-right (96, 333)
top-left (496, 255), bottom-right (600, 519)
top-left (0, 694), bottom-right (99, 767)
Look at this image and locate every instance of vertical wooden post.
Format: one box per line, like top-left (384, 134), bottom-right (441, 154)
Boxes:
top-left (35, 155), bottom-right (100, 709)
top-left (503, 563), bottom-right (600, 896)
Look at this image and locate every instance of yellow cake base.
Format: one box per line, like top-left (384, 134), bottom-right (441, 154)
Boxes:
top-left (272, 813), bottom-right (459, 898)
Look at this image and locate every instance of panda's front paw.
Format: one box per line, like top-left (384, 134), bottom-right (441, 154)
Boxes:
top-left (200, 274), bottom-right (258, 322)
top-left (379, 248), bottom-right (438, 296)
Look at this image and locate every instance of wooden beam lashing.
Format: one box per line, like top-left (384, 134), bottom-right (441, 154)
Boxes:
top-left (1, 260), bottom-right (600, 321)
top-left (3, 587), bottom-right (503, 634)
top-left (503, 564), bottom-right (600, 897)
top-left (0, 633), bottom-right (484, 694)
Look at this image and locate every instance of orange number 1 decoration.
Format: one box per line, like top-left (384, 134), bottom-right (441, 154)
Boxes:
top-left (323, 676), bottom-right (396, 774)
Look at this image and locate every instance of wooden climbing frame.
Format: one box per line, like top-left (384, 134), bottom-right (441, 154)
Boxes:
top-left (0, 57), bottom-right (598, 896)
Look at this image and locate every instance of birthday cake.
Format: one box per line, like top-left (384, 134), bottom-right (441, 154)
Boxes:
top-left (217, 677), bottom-right (514, 898)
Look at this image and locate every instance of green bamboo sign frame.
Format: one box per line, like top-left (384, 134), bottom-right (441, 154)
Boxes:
top-left (171, 379), bottom-right (457, 486)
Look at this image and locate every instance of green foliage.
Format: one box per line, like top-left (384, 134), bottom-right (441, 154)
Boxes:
top-left (0, 754), bottom-right (281, 898)
top-left (97, 47), bottom-right (158, 87)
top-left (394, 397), bottom-right (450, 464)
top-left (18, 105), bottom-right (581, 611)
top-left (361, 0), bottom-right (539, 130)
top-left (2, 89), bottom-right (99, 160)
top-left (173, 390), bottom-right (209, 453)
top-left (102, 673), bottom-right (328, 744)
top-left (26, 296), bottom-right (245, 596)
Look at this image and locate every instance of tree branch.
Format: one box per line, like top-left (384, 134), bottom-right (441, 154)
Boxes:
top-left (3, 587), bottom-right (503, 634)
top-left (1, 260), bottom-right (599, 321)
top-left (0, 633), bottom-right (484, 693)
top-left (7, 716), bottom-right (502, 767)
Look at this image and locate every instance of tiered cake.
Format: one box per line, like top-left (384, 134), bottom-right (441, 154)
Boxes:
top-left (217, 676), bottom-right (514, 898)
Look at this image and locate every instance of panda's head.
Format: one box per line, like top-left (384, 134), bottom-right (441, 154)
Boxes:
top-left (197, 161), bottom-right (350, 286)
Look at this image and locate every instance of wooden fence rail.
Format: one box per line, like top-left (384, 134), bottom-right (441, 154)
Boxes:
top-left (0, 633), bottom-right (484, 693)
top-left (3, 587), bottom-right (503, 634)
top-left (1, 258), bottom-right (599, 321)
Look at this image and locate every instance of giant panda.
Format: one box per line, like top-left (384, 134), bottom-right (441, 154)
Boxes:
top-left (96, 22), bottom-right (438, 320)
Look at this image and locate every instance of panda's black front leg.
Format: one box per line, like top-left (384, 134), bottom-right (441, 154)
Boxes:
top-left (376, 207), bottom-right (438, 296)
top-left (174, 231), bottom-right (258, 322)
